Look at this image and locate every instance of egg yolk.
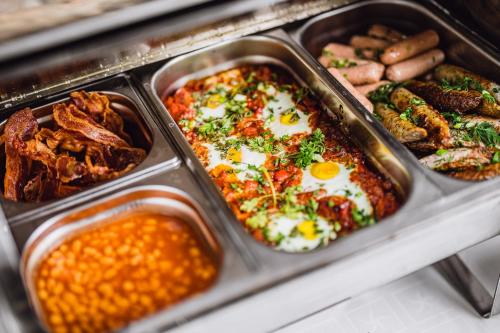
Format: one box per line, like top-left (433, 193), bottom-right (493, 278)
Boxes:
top-left (297, 220), bottom-right (317, 240)
top-left (227, 147), bottom-right (242, 163)
top-left (311, 161), bottom-right (340, 180)
top-left (280, 112), bottom-right (300, 125)
top-left (206, 94), bottom-right (223, 108)
top-left (210, 165), bottom-right (238, 182)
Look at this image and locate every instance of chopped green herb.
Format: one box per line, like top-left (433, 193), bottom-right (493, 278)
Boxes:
top-left (289, 129), bottom-right (326, 168)
top-left (436, 149), bottom-right (448, 156)
top-left (368, 82), bottom-right (400, 105)
top-left (399, 107), bottom-right (413, 121)
top-left (468, 122), bottom-right (500, 147)
top-left (351, 208), bottom-right (375, 227)
top-left (492, 151), bottom-right (500, 164)
top-left (240, 198), bottom-right (260, 213)
top-left (246, 210), bottom-right (268, 229)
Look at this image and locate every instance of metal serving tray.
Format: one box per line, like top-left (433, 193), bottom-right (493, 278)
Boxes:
top-left (0, 74), bottom-right (179, 225)
top-left (21, 185), bottom-right (223, 332)
top-left (294, 0), bottom-right (500, 193)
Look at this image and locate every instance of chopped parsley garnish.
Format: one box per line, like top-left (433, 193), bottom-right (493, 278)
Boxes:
top-left (329, 58), bottom-right (357, 69)
top-left (399, 107), bottom-right (413, 121)
top-left (468, 122), bottom-right (500, 147)
top-left (440, 76), bottom-right (496, 103)
top-left (240, 198), bottom-right (260, 213)
top-left (293, 87), bottom-right (309, 103)
top-left (442, 112), bottom-right (463, 128)
top-left (246, 136), bottom-right (278, 154)
top-left (492, 151), bottom-right (500, 164)
top-left (368, 82), bottom-right (400, 106)
top-left (436, 149), bottom-right (448, 156)
top-left (352, 208), bottom-right (375, 227)
top-left (246, 210), bottom-right (268, 229)
top-left (289, 129), bottom-right (326, 169)
top-left (197, 117), bottom-right (233, 139)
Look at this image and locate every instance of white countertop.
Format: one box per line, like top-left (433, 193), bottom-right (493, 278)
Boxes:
top-left (278, 236), bottom-right (500, 333)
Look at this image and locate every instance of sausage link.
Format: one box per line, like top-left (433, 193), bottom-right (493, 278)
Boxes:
top-left (380, 30), bottom-right (439, 65)
top-left (385, 49), bottom-right (445, 81)
top-left (375, 103), bottom-right (427, 143)
top-left (349, 35), bottom-right (390, 50)
top-left (390, 87), bottom-right (451, 143)
top-left (336, 62), bottom-right (385, 85)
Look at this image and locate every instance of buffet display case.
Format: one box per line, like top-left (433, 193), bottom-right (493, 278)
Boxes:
top-left (0, 1), bottom-right (498, 332)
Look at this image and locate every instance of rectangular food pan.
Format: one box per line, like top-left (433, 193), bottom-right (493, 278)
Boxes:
top-left (140, 34), bottom-right (452, 265)
top-left (295, 0), bottom-right (500, 193)
top-left (0, 74), bottom-right (180, 224)
top-left (20, 184), bottom-right (223, 333)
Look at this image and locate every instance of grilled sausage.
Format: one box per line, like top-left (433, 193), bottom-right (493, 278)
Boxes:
top-left (434, 64), bottom-right (500, 103)
top-left (449, 162), bottom-right (500, 181)
top-left (385, 49), bottom-right (445, 82)
top-left (434, 64), bottom-right (500, 118)
top-left (356, 80), bottom-right (391, 96)
top-left (350, 35), bottom-right (390, 50)
top-left (380, 30), bottom-right (439, 65)
top-left (419, 147), bottom-right (491, 171)
top-left (321, 43), bottom-right (378, 61)
top-left (406, 80), bottom-right (482, 114)
top-left (321, 43), bottom-right (362, 60)
top-left (390, 87), bottom-right (451, 143)
top-left (462, 115), bottom-right (500, 132)
top-left (328, 67), bottom-right (373, 112)
top-left (336, 62), bottom-right (385, 85)
top-left (375, 103), bottom-right (427, 143)
top-left (367, 24), bottom-right (405, 43)
top-left (407, 129), bottom-right (484, 153)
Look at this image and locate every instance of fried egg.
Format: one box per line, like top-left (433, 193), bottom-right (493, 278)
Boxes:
top-left (266, 213), bottom-right (333, 252)
top-left (301, 161), bottom-right (373, 214)
top-left (204, 142), bottom-right (266, 181)
top-left (261, 91), bottom-right (312, 138)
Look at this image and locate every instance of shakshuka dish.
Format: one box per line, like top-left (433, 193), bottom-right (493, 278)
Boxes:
top-left (163, 65), bottom-right (400, 252)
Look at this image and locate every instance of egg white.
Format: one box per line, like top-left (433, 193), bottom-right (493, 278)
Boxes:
top-left (261, 91), bottom-right (312, 138)
top-left (266, 213), bottom-right (333, 252)
top-left (301, 162), bottom-right (373, 214)
top-left (203, 142), bottom-right (266, 181)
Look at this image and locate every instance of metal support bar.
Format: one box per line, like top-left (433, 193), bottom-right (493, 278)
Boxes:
top-left (434, 254), bottom-right (500, 318)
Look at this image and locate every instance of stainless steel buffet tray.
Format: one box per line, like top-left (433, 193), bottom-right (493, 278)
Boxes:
top-left (293, 0), bottom-right (500, 191)
top-left (0, 1), bottom-right (499, 333)
top-left (1, 74), bottom-right (180, 225)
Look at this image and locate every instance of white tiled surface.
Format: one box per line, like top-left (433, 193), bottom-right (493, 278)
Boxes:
top-left (278, 237), bottom-right (500, 333)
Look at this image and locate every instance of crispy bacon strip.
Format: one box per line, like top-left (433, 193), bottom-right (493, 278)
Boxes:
top-left (53, 103), bottom-right (129, 148)
top-left (70, 91), bottom-right (131, 143)
top-left (4, 108), bottom-right (38, 201)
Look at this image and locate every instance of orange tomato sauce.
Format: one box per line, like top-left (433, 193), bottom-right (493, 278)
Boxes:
top-left (34, 213), bottom-right (218, 333)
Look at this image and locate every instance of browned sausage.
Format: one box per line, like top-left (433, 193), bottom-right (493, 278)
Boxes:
top-left (336, 62), bottom-right (385, 85)
top-left (349, 35), bottom-right (390, 50)
top-left (356, 80), bottom-right (391, 96)
top-left (449, 163), bottom-right (500, 181)
top-left (375, 103), bottom-right (427, 143)
top-left (419, 147), bottom-right (492, 171)
top-left (367, 24), bottom-right (405, 43)
top-left (328, 68), bottom-right (373, 112)
top-left (390, 87), bottom-right (451, 143)
top-left (380, 30), bottom-right (439, 65)
top-left (385, 49), bottom-right (445, 82)
top-left (405, 79), bottom-right (481, 114)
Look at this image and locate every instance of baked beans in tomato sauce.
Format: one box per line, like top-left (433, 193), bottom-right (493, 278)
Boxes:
top-left (34, 213), bottom-right (218, 333)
